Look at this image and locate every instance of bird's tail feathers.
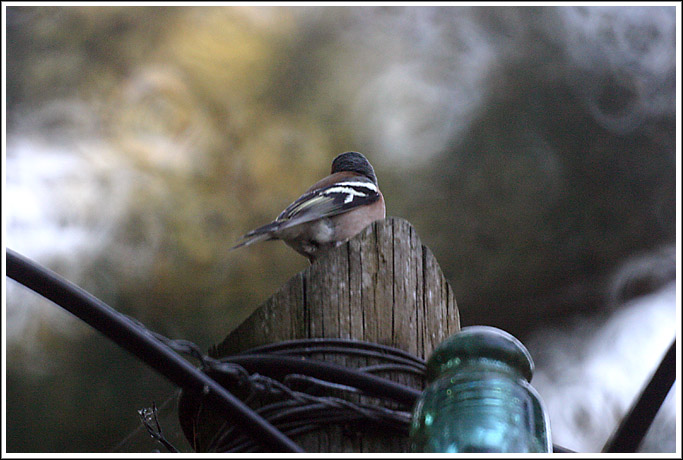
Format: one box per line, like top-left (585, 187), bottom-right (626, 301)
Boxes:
top-left (230, 232), bottom-right (272, 250)
top-left (230, 221), bottom-right (281, 250)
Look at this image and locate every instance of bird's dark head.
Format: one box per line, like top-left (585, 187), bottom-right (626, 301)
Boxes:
top-left (331, 151), bottom-right (378, 185)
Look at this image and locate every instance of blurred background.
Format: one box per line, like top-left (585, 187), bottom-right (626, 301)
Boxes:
top-left (3, 5), bottom-right (678, 453)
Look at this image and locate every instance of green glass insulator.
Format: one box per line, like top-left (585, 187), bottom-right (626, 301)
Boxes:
top-left (410, 326), bottom-right (552, 453)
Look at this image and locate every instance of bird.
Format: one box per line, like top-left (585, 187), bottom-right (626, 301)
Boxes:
top-left (231, 151), bottom-right (386, 263)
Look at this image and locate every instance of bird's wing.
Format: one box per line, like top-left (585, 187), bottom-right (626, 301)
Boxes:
top-left (233, 177), bottom-right (381, 247)
top-left (275, 177), bottom-right (381, 228)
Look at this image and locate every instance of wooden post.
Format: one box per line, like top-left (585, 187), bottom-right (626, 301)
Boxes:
top-left (206, 216), bottom-right (459, 452)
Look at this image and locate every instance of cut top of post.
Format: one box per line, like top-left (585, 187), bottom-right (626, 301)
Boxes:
top-left (212, 217), bottom-right (459, 360)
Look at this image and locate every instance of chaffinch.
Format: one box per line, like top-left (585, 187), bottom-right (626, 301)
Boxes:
top-left (231, 151), bottom-right (386, 262)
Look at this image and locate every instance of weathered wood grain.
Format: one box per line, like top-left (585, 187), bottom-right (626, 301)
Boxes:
top-left (209, 216), bottom-right (459, 452)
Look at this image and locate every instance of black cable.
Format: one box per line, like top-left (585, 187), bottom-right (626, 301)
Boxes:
top-left (256, 345), bottom-right (425, 370)
top-left (225, 354), bottom-right (422, 406)
top-left (602, 339), bottom-right (676, 453)
top-left (5, 248), bottom-right (303, 453)
top-left (243, 338), bottom-right (426, 367)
